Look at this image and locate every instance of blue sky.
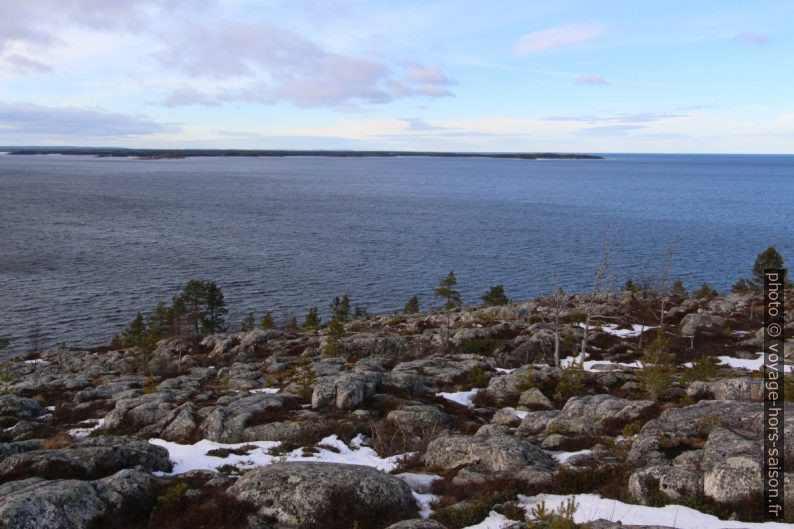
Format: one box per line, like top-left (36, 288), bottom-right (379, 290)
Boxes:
top-left (1, 0), bottom-right (793, 153)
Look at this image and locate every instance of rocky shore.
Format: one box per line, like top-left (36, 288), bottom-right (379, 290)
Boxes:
top-left (0, 289), bottom-right (792, 529)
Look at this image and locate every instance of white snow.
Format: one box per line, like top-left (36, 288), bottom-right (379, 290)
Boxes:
top-left (248, 387), bottom-right (280, 394)
top-left (396, 473), bottom-right (442, 518)
top-left (558, 354), bottom-right (642, 372)
top-left (495, 367), bottom-right (515, 374)
top-left (437, 388), bottom-right (479, 407)
top-left (501, 407), bottom-right (529, 420)
top-left (68, 418), bottom-right (105, 439)
top-left (461, 511), bottom-right (510, 529)
top-left (580, 323), bottom-right (652, 338)
top-left (717, 352), bottom-right (792, 373)
top-left (519, 494), bottom-right (792, 529)
top-left (149, 434), bottom-right (405, 475)
top-left (547, 449), bottom-right (592, 464)
top-left (24, 359), bottom-right (46, 364)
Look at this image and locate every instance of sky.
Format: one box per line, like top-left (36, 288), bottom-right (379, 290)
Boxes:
top-left (0, 0), bottom-right (793, 153)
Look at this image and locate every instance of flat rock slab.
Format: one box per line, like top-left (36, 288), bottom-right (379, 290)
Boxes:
top-left (228, 462), bottom-right (417, 529)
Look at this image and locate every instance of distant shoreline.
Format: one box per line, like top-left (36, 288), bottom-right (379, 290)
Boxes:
top-left (0, 147), bottom-right (602, 160)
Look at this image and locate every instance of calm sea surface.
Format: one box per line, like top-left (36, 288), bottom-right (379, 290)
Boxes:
top-left (1, 153), bottom-right (792, 356)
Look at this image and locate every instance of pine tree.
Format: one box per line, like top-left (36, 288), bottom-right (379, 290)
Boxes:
top-left (670, 279), bottom-right (688, 299)
top-left (330, 295), bottom-right (351, 322)
top-left (260, 311), bottom-right (275, 330)
top-left (435, 271), bottom-right (462, 310)
top-left (202, 281), bottom-right (228, 334)
top-left (239, 312), bottom-right (256, 332)
top-left (481, 284), bottom-right (508, 306)
top-left (693, 282), bottom-right (717, 299)
top-left (303, 307), bottom-right (321, 330)
top-left (404, 295), bottom-right (420, 314)
top-left (732, 278), bottom-right (752, 294)
top-left (122, 311), bottom-right (147, 348)
top-left (147, 301), bottom-right (174, 341)
top-left (293, 357), bottom-right (317, 399)
top-left (324, 316), bottom-right (344, 356)
top-left (753, 246), bottom-right (790, 286)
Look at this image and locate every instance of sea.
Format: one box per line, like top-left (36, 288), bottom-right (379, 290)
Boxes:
top-left (0, 153), bottom-right (792, 357)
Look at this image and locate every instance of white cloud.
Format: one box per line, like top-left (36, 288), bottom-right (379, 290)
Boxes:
top-left (514, 23), bottom-right (604, 55)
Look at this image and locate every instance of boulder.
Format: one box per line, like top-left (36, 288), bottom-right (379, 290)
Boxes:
top-left (422, 434), bottom-right (555, 483)
top-left (518, 388), bottom-right (553, 410)
top-left (708, 377), bottom-right (764, 401)
top-left (0, 436), bottom-right (171, 481)
top-left (387, 405), bottom-right (449, 435)
top-left (544, 394), bottom-right (656, 436)
top-left (0, 396), bottom-right (43, 424)
top-left (201, 392), bottom-right (284, 443)
top-left (0, 469), bottom-right (154, 529)
top-left (228, 462), bottom-right (417, 529)
top-left (680, 314), bottom-right (728, 337)
top-left (311, 372), bottom-right (382, 410)
top-left (703, 457), bottom-right (762, 503)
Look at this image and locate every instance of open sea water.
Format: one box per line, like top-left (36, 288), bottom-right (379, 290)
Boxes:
top-left (0, 153), bottom-right (792, 356)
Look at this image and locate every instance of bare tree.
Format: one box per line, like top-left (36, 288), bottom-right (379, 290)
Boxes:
top-left (28, 323), bottom-right (44, 356)
top-left (544, 273), bottom-right (568, 368)
top-left (579, 232), bottom-right (614, 366)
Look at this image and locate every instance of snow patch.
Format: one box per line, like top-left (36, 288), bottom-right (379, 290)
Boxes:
top-left (520, 494), bottom-right (791, 529)
top-left (149, 434), bottom-right (404, 475)
top-left (581, 323), bottom-right (652, 338)
top-left (68, 418), bottom-right (105, 439)
top-left (396, 473), bottom-right (442, 518)
top-left (718, 352), bottom-right (791, 373)
top-left (248, 387), bottom-right (280, 394)
top-left (548, 449), bottom-right (592, 464)
top-left (461, 511), bottom-right (510, 529)
top-left (437, 388), bottom-right (479, 407)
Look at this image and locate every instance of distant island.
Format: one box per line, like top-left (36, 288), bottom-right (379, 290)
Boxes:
top-left (1, 146), bottom-right (602, 160)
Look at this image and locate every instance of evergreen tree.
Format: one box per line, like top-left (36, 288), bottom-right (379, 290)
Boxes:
top-left (122, 311), bottom-right (147, 348)
top-left (324, 316), bottom-right (344, 355)
top-left (481, 284), bottom-right (509, 306)
top-left (303, 307), bottom-right (321, 330)
top-left (260, 311), bottom-right (275, 330)
top-left (330, 295), bottom-right (351, 322)
top-left (404, 295), bottom-right (420, 314)
top-left (670, 279), bottom-right (688, 299)
top-left (147, 301), bottom-right (174, 340)
top-left (624, 279), bottom-right (641, 293)
top-left (353, 306), bottom-right (368, 319)
top-left (693, 282), bottom-right (718, 299)
top-left (293, 357), bottom-right (317, 399)
top-left (239, 312), bottom-right (256, 332)
top-left (732, 278), bottom-right (752, 294)
top-left (202, 281), bottom-right (228, 334)
top-left (435, 271), bottom-right (462, 310)
top-left (752, 246), bottom-right (790, 286)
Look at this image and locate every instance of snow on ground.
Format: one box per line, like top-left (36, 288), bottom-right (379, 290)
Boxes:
top-left (519, 494), bottom-right (792, 529)
top-left (68, 418), bottom-right (105, 439)
top-left (461, 511), bottom-right (510, 529)
top-left (718, 352), bottom-right (792, 373)
top-left (495, 367), bottom-right (515, 374)
top-left (501, 407), bottom-right (529, 420)
top-left (558, 354), bottom-right (642, 372)
top-left (437, 388), bottom-right (479, 407)
top-left (248, 387), bottom-right (280, 394)
top-left (396, 473), bottom-right (441, 519)
top-left (547, 449), bottom-right (592, 464)
top-left (149, 433), bottom-right (405, 474)
top-left (580, 323), bottom-right (652, 338)
top-left (24, 359), bottom-right (46, 364)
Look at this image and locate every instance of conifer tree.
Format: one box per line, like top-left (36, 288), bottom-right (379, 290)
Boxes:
top-left (404, 295), bottom-right (420, 314)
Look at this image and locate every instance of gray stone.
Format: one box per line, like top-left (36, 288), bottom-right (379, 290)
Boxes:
top-left (387, 405), bottom-right (450, 435)
top-left (680, 314), bottom-right (728, 337)
top-left (228, 462), bottom-right (417, 529)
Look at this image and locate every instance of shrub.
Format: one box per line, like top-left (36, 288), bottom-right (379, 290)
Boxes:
top-left (432, 502), bottom-right (493, 529)
top-left (638, 331), bottom-right (675, 399)
top-left (682, 355), bottom-right (719, 383)
top-left (693, 282), bottom-right (718, 299)
top-left (458, 338), bottom-right (508, 355)
top-left (303, 307), bottom-right (321, 330)
top-left (554, 364), bottom-right (585, 401)
top-left (259, 311), bottom-right (275, 330)
top-left (731, 278), bottom-right (752, 294)
top-left (324, 316), bottom-right (344, 355)
top-left (404, 295), bottom-right (420, 314)
top-left (293, 357), bottom-right (317, 399)
top-left (526, 496), bottom-right (578, 529)
top-left (467, 366), bottom-right (491, 387)
top-left (157, 483), bottom-right (189, 506)
top-left (238, 312), bottom-right (256, 332)
top-left (481, 285), bottom-right (509, 307)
